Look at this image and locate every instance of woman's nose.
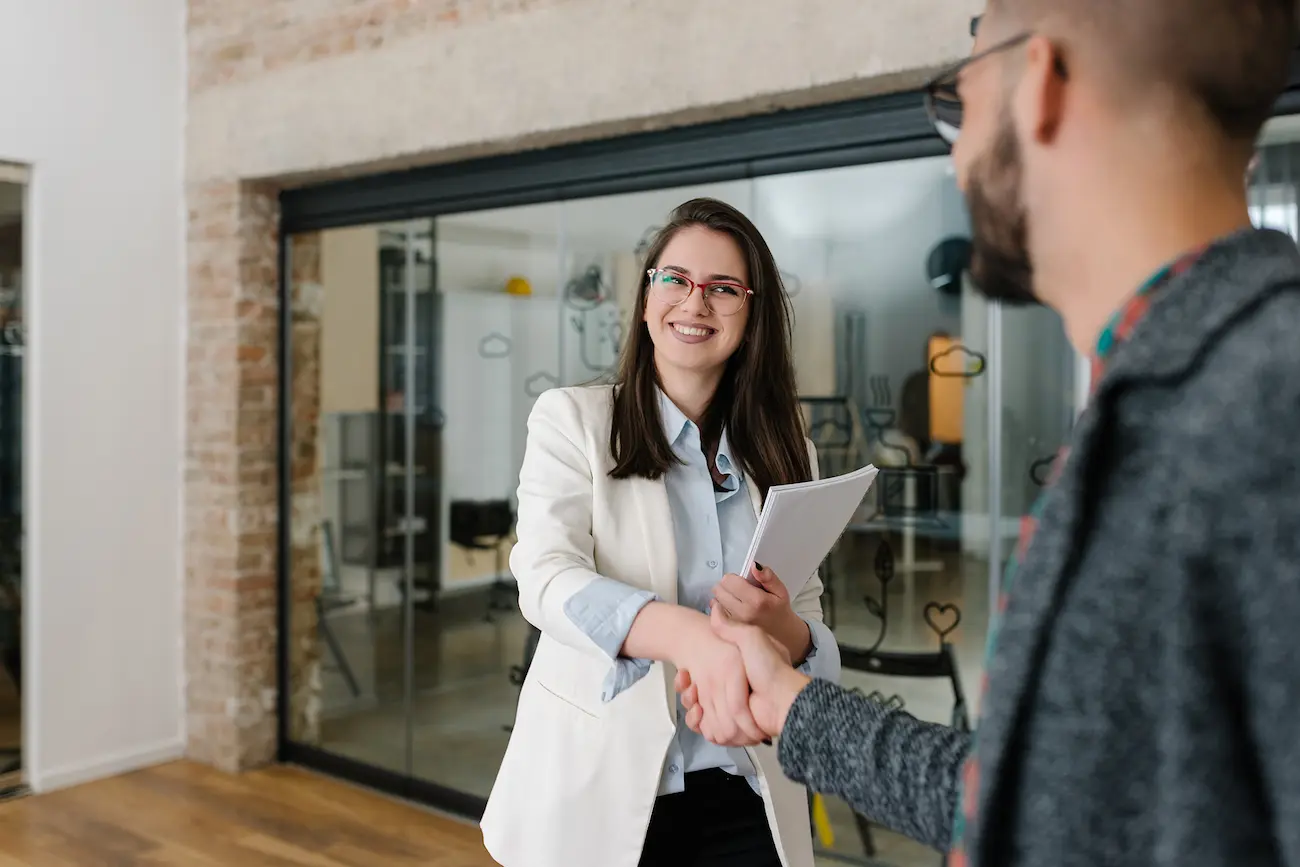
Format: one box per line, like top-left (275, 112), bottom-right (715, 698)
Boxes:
top-left (678, 284), bottom-right (711, 316)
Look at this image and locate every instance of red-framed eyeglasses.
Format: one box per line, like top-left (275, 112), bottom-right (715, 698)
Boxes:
top-left (646, 268), bottom-right (753, 316)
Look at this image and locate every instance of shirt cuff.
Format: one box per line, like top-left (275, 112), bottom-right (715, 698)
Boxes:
top-left (796, 616), bottom-right (841, 683)
top-left (562, 575), bottom-right (658, 701)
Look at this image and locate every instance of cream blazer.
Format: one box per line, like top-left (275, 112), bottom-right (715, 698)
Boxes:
top-left (480, 384), bottom-right (828, 867)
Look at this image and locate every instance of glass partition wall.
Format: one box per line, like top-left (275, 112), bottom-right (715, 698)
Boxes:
top-left (282, 154), bottom-right (1083, 865)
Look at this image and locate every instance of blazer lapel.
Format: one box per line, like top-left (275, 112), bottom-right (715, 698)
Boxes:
top-left (631, 476), bottom-right (678, 605)
top-left (630, 475), bottom-right (680, 716)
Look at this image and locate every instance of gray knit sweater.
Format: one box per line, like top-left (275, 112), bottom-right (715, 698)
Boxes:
top-left (778, 229), bottom-right (1300, 867)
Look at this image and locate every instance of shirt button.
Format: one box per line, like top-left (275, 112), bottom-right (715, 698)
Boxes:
top-left (707, 560), bottom-right (718, 569)
top-left (669, 764), bottom-right (680, 774)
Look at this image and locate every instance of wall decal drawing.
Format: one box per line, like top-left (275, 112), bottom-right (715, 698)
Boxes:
top-left (928, 342), bottom-right (986, 378)
top-left (524, 371), bottom-right (559, 398)
top-left (477, 332), bottom-right (512, 359)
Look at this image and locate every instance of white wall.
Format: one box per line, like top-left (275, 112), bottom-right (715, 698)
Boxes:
top-left (0, 1), bottom-right (186, 790)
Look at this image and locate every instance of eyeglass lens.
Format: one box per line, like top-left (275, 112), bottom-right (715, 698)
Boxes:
top-left (649, 271), bottom-right (748, 315)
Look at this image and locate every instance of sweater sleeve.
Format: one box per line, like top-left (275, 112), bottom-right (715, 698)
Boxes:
top-left (776, 678), bottom-right (971, 852)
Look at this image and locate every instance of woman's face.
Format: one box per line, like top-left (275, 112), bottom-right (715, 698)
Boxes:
top-left (643, 225), bottom-right (751, 380)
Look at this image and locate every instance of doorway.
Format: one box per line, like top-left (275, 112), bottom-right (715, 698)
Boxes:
top-left (0, 167), bottom-right (25, 794)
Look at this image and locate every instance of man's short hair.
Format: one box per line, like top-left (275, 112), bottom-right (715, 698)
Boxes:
top-left (996, 0), bottom-right (1297, 143)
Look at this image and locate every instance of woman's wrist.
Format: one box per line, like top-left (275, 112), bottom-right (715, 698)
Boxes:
top-left (774, 609), bottom-right (813, 667)
top-left (622, 601), bottom-right (710, 666)
top-left (667, 607), bottom-right (715, 668)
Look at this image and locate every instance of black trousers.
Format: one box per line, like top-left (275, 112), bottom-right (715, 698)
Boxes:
top-left (639, 768), bottom-right (783, 867)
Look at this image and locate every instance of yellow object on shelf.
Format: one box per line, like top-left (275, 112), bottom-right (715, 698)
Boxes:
top-left (505, 275), bottom-right (532, 296)
top-left (812, 793), bottom-right (835, 847)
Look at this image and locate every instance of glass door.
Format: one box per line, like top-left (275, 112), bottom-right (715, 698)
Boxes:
top-left (408, 202), bottom-right (565, 798)
top-left (286, 218), bottom-right (458, 802)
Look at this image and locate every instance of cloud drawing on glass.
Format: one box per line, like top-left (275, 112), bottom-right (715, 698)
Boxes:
top-left (928, 343), bottom-right (986, 378)
top-left (524, 371), bottom-right (559, 398)
top-left (478, 332), bottom-right (512, 359)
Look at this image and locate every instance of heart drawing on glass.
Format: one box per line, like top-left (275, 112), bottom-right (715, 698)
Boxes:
top-left (923, 602), bottom-right (962, 641)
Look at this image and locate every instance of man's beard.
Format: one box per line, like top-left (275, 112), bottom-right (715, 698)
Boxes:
top-left (966, 115), bottom-right (1037, 305)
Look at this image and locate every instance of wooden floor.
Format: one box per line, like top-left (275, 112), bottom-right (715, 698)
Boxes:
top-left (0, 761), bottom-right (498, 866)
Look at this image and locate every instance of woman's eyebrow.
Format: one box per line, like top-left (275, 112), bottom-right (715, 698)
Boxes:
top-left (661, 264), bottom-right (745, 283)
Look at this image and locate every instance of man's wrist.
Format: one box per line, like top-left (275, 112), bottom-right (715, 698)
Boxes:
top-left (772, 667), bottom-right (812, 734)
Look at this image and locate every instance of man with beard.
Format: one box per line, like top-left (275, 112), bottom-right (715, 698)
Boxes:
top-left (676, 1), bottom-right (1300, 865)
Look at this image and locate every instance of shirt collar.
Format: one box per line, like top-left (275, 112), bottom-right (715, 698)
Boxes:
top-left (657, 388), bottom-right (692, 444)
top-left (656, 388), bottom-right (741, 481)
top-left (1090, 244), bottom-right (1210, 385)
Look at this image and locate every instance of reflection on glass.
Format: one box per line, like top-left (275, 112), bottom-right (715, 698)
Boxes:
top-left (0, 179), bottom-right (21, 790)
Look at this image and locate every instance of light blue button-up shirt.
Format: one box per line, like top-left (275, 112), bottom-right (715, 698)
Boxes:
top-left (562, 389), bottom-right (841, 796)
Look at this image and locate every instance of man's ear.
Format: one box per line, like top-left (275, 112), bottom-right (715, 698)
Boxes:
top-left (1015, 35), bottom-right (1067, 146)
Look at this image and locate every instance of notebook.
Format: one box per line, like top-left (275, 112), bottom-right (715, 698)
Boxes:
top-left (740, 463), bottom-right (880, 598)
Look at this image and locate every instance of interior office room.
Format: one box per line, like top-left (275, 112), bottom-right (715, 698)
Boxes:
top-left (1, 0), bottom-right (1300, 865)
top-left (281, 148), bottom-right (1085, 867)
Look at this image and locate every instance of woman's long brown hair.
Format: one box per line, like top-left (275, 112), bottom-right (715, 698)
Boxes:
top-left (608, 197), bottom-right (811, 500)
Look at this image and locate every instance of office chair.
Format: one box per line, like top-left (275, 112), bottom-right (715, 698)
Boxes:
top-left (449, 499), bottom-right (516, 621)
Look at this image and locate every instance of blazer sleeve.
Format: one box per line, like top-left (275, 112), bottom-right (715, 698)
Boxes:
top-left (510, 388), bottom-right (651, 660)
top-left (790, 439), bottom-right (842, 683)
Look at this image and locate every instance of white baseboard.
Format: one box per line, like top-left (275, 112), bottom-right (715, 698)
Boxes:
top-left (30, 737), bottom-right (185, 793)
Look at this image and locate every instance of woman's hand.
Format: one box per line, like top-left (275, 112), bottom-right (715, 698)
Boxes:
top-left (711, 564), bottom-right (813, 665)
top-left (670, 612), bottom-right (768, 747)
top-left (675, 604), bottom-right (809, 744)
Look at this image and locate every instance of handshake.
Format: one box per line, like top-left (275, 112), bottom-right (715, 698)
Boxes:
top-left (673, 579), bottom-right (815, 748)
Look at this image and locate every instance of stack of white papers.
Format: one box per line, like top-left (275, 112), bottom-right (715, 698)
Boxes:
top-left (740, 464), bottom-right (880, 598)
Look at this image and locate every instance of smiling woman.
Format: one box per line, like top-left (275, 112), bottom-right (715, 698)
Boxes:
top-left (480, 197), bottom-right (839, 867)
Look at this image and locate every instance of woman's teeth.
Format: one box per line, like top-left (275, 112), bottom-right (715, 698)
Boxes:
top-left (673, 324), bottom-right (714, 337)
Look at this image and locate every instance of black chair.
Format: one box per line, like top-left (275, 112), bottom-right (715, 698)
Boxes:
top-left (449, 499), bottom-right (516, 621)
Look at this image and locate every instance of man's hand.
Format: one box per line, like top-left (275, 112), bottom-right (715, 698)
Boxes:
top-left (669, 610), bottom-right (769, 747)
top-left (675, 603), bottom-right (812, 745)
top-left (711, 564), bottom-right (813, 664)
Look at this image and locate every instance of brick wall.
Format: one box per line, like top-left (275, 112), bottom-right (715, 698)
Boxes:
top-left (183, 0), bottom-right (979, 771)
top-left (185, 180), bottom-right (281, 770)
